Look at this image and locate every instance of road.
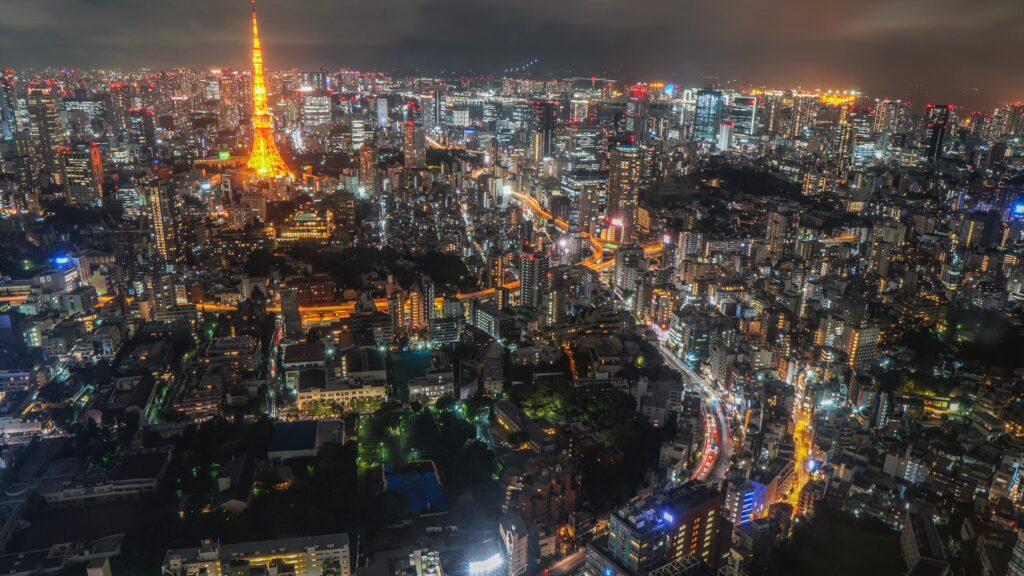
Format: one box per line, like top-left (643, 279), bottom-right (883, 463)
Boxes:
top-left (547, 549), bottom-right (585, 576)
top-left (788, 405), bottom-right (813, 508)
top-left (505, 189), bottom-right (729, 482)
top-left (656, 342), bottom-right (732, 483)
top-left (508, 191), bottom-right (664, 272)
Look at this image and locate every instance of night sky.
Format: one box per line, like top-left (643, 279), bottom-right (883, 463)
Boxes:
top-left (2, 0), bottom-right (1022, 107)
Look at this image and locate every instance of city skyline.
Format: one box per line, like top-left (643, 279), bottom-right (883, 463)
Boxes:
top-left (2, 0), bottom-right (1024, 574)
top-left (2, 0), bottom-right (1023, 108)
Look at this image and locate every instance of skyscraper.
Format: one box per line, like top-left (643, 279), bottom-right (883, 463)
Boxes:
top-left (421, 275), bottom-right (435, 325)
top-left (62, 144), bottom-right (103, 208)
top-left (693, 89), bottom-right (724, 142)
top-left (409, 287), bottom-right (427, 331)
top-left (613, 244), bottom-right (645, 296)
top-left (626, 87), bottom-right (650, 142)
top-left (403, 122), bottom-right (426, 170)
top-left (923, 103), bottom-right (961, 139)
top-left (830, 119), bottom-right (854, 178)
top-left (129, 109), bottom-right (156, 161)
top-left (759, 91), bottom-right (785, 136)
top-left (145, 175), bottom-right (182, 269)
top-left (992, 103), bottom-right (1024, 140)
top-left (375, 96), bottom-right (389, 128)
top-left (359, 142), bottom-right (380, 198)
top-left (519, 251), bottom-right (550, 311)
top-left (606, 145), bottom-right (642, 244)
top-left (301, 70), bottom-right (328, 92)
top-left (107, 82), bottom-right (131, 136)
top-left (843, 323), bottom-right (879, 369)
top-left (0, 74), bottom-right (17, 140)
top-left (217, 72), bottom-right (242, 128)
top-left (26, 84), bottom-right (68, 181)
top-left (764, 211), bottom-right (791, 257)
top-left (874, 99), bottom-right (911, 135)
top-left (729, 95), bottom-right (758, 137)
top-left (500, 513), bottom-right (530, 576)
top-left (245, 0), bottom-right (294, 179)
top-left (280, 288), bottom-right (303, 339)
top-left (301, 90), bottom-right (332, 134)
top-left (922, 104), bottom-right (959, 162)
top-left (790, 93), bottom-right (819, 139)
top-left (566, 123), bottom-right (604, 173)
top-left (531, 99), bottom-right (558, 160)
top-left (564, 174), bottom-right (606, 235)
top-left (924, 122), bottom-right (946, 162)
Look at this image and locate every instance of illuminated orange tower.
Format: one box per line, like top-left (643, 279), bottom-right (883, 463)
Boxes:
top-left (246, 0), bottom-right (294, 179)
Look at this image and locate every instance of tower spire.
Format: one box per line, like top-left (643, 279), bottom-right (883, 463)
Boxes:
top-left (246, 0), bottom-right (294, 179)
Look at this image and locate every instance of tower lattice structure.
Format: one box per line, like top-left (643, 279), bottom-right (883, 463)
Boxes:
top-left (246, 0), bottom-right (294, 179)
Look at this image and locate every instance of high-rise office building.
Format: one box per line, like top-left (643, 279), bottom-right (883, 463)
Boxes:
top-left (0, 74), bottom-right (17, 140)
top-left (843, 323), bottom-right (879, 369)
top-left (107, 82), bottom-right (131, 135)
top-left (375, 96), bottom-right (389, 128)
top-left (301, 90), bottom-right (332, 133)
top-left (831, 120), bottom-right (854, 178)
top-left (717, 121), bottom-right (733, 151)
top-left (848, 108), bottom-right (874, 140)
top-left (421, 275), bottom-right (435, 325)
top-left (519, 251), bottom-right (550, 311)
top-left (874, 99), bottom-right (911, 135)
top-left (217, 72), bottom-right (242, 128)
top-left (409, 287), bottom-right (427, 331)
top-left (359, 142), bottom-right (380, 198)
top-left (764, 211), bottom-right (791, 257)
top-left (145, 175), bottom-right (182, 268)
top-left (992, 103), bottom-right (1024, 140)
top-left (922, 104), bottom-right (960, 161)
top-left (428, 89), bottom-right (444, 127)
top-left (923, 104), bottom-right (961, 138)
top-left (301, 70), bottom-right (328, 92)
top-left (349, 115), bottom-right (367, 152)
top-left (566, 123), bottom-right (603, 173)
top-left (729, 95), bottom-right (758, 137)
top-left (531, 99), bottom-right (558, 160)
top-left (62, 144), bottom-right (103, 208)
top-left (924, 122), bottom-right (946, 162)
top-left (27, 84), bottom-right (68, 181)
top-left (420, 94), bottom-right (439, 127)
top-left (606, 145), bottom-right (642, 244)
top-left (500, 513), bottom-right (530, 576)
top-left (488, 251), bottom-right (516, 289)
top-left (403, 122), bottom-right (426, 170)
top-left (693, 89), bottom-right (724, 142)
top-left (563, 174), bottom-right (606, 235)
top-left (128, 109), bottom-right (156, 161)
top-left (790, 93), bottom-right (819, 139)
top-left (626, 87), bottom-right (650, 142)
top-left (759, 91), bottom-right (785, 136)
top-left (613, 244), bottom-right (645, 296)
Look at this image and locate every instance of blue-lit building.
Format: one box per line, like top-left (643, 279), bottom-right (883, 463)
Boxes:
top-left (724, 480), bottom-right (767, 526)
top-left (584, 483), bottom-right (725, 575)
top-left (693, 89), bottom-right (724, 142)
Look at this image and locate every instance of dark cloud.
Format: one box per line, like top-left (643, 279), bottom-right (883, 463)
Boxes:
top-left (2, 0), bottom-right (1022, 107)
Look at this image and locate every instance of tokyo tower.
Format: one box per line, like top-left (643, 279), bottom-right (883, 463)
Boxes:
top-left (246, 0), bottom-right (294, 179)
